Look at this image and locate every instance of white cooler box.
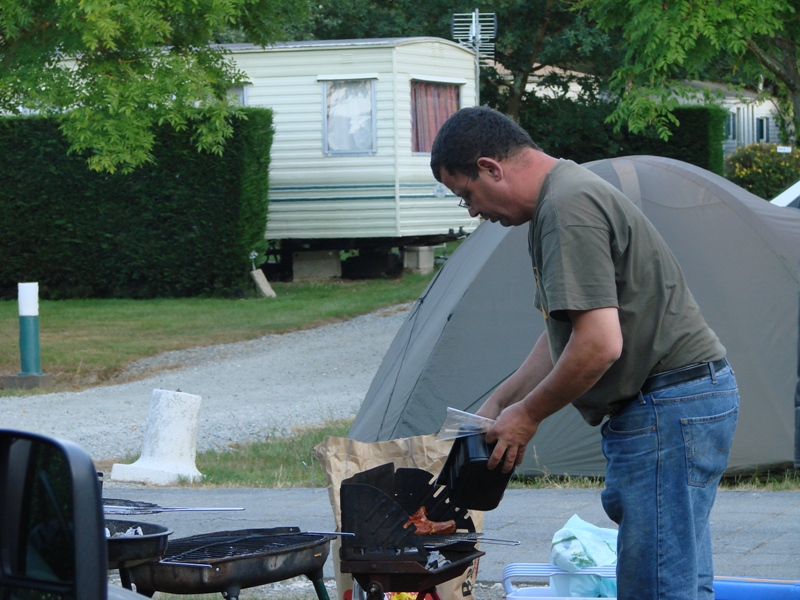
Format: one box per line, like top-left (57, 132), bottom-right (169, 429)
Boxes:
top-left (503, 563), bottom-right (617, 600)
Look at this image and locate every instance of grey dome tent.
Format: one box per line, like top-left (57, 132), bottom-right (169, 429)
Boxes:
top-left (349, 155), bottom-right (800, 476)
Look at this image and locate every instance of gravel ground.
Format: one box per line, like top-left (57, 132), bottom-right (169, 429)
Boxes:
top-left (3, 302), bottom-right (518, 600)
top-left (0, 304), bottom-right (412, 462)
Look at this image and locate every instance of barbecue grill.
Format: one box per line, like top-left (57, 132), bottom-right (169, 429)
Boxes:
top-left (339, 463), bottom-right (485, 600)
top-left (124, 526), bottom-right (333, 600)
top-left (105, 519), bottom-right (172, 590)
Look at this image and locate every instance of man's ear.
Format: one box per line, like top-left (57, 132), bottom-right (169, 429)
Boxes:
top-left (476, 157), bottom-right (503, 181)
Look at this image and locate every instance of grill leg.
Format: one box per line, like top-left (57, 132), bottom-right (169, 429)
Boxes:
top-left (419, 588), bottom-right (441, 600)
top-left (222, 585), bottom-right (241, 600)
top-left (312, 577), bottom-right (331, 600)
top-left (118, 568), bottom-right (133, 590)
top-left (306, 566), bottom-right (330, 600)
top-left (365, 581), bottom-right (384, 600)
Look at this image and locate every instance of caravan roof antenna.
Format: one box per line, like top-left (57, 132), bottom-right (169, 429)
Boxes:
top-left (451, 9), bottom-right (496, 105)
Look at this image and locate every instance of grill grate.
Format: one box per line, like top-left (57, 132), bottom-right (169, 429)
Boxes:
top-left (163, 531), bottom-right (327, 563)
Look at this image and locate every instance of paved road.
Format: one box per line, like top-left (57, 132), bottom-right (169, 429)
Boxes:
top-left (103, 483), bottom-right (800, 585)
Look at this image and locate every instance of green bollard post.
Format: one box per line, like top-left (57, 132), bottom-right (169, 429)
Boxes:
top-left (18, 282), bottom-right (42, 375)
top-left (2, 282), bottom-right (52, 390)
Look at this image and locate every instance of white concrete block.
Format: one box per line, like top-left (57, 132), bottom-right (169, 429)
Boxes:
top-left (250, 269), bottom-right (277, 297)
top-left (111, 389), bottom-right (203, 485)
top-left (403, 246), bottom-right (435, 274)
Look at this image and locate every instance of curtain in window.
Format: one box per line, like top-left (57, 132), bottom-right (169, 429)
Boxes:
top-left (326, 80), bottom-right (375, 153)
top-left (412, 82), bottom-right (460, 153)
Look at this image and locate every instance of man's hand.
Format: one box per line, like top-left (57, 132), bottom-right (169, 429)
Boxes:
top-left (484, 402), bottom-right (540, 473)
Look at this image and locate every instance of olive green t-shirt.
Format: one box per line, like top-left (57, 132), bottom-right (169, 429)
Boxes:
top-left (529, 160), bottom-right (725, 426)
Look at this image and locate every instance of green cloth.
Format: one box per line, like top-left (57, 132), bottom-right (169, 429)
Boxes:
top-left (530, 160), bottom-right (725, 426)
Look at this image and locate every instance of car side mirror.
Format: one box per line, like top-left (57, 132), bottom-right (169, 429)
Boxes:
top-left (0, 429), bottom-right (107, 599)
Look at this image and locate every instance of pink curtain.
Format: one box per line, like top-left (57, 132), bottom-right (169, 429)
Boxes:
top-left (412, 82), bottom-right (460, 153)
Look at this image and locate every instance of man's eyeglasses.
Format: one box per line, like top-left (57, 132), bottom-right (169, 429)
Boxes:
top-left (457, 177), bottom-right (472, 209)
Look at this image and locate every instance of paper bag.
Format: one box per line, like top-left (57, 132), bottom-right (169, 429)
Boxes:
top-left (313, 435), bottom-right (484, 600)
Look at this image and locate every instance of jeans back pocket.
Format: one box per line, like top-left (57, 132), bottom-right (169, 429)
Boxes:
top-left (681, 405), bottom-right (739, 487)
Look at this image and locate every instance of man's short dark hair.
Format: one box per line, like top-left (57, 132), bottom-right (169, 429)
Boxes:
top-left (430, 106), bottom-right (541, 182)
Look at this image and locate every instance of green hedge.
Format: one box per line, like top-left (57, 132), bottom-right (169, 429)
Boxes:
top-left (725, 143), bottom-right (800, 200)
top-left (0, 109), bottom-right (273, 299)
top-left (518, 94), bottom-right (623, 166)
top-left (622, 106), bottom-right (727, 176)
top-left (518, 98), bottom-right (727, 175)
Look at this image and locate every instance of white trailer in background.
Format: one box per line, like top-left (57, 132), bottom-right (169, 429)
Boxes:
top-left (223, 37), bottom-right (480, 279)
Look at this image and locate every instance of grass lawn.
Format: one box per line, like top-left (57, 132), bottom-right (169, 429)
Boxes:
top-left (0, 272), bottom-right (437, 395)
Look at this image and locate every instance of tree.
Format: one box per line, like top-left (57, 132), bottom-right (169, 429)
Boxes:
top-left (577, 0), bottom-right (799, 141)
top-left (484, 1), bottom-right (620, 121)
top-left (0, 0), bottom-right (308, 172)
top-left (307, 0), bottom-right (446, 40)
top-left (305, 0), bottom-right (621, 122)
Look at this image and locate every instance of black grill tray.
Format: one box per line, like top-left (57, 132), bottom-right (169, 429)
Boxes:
top-left (436, 432), bottom-right (514, 511)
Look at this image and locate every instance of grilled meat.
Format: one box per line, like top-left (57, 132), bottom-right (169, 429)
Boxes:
top-left (403, 506), bottom-right (456, 535)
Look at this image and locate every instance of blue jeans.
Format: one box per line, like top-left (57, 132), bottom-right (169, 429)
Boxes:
top-left (600, 362), bottom-right (739, 600)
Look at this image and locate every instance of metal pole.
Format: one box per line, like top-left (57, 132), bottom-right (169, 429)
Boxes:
top-left (17, 282), bottom-right (42, 376)
top-left (473, 8), bottom-right (480, 106)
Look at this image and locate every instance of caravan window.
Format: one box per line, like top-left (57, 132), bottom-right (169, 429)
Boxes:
top-left (227, 85), bottom-right (249, 106)
top-left (411, 81), bottom-right (460, 153)
top-left (322, 79), bottom-right (377, 156)
top-left (756, 117), bottom-right (770, 143)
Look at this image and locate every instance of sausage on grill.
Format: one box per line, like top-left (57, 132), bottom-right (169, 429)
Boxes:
top-left (403, 506), bottom-right (456, 535)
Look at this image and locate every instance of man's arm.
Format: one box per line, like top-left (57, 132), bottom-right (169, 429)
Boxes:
top-left (485, 306), bottom-right (622, 472)
top-left (476, 330), bottom-right (554, 420)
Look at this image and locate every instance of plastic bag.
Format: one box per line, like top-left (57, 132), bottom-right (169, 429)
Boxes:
top-left (436, 407), bottom-right (495, 441)
top-left (550, 514), bottom-right (618, 598)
